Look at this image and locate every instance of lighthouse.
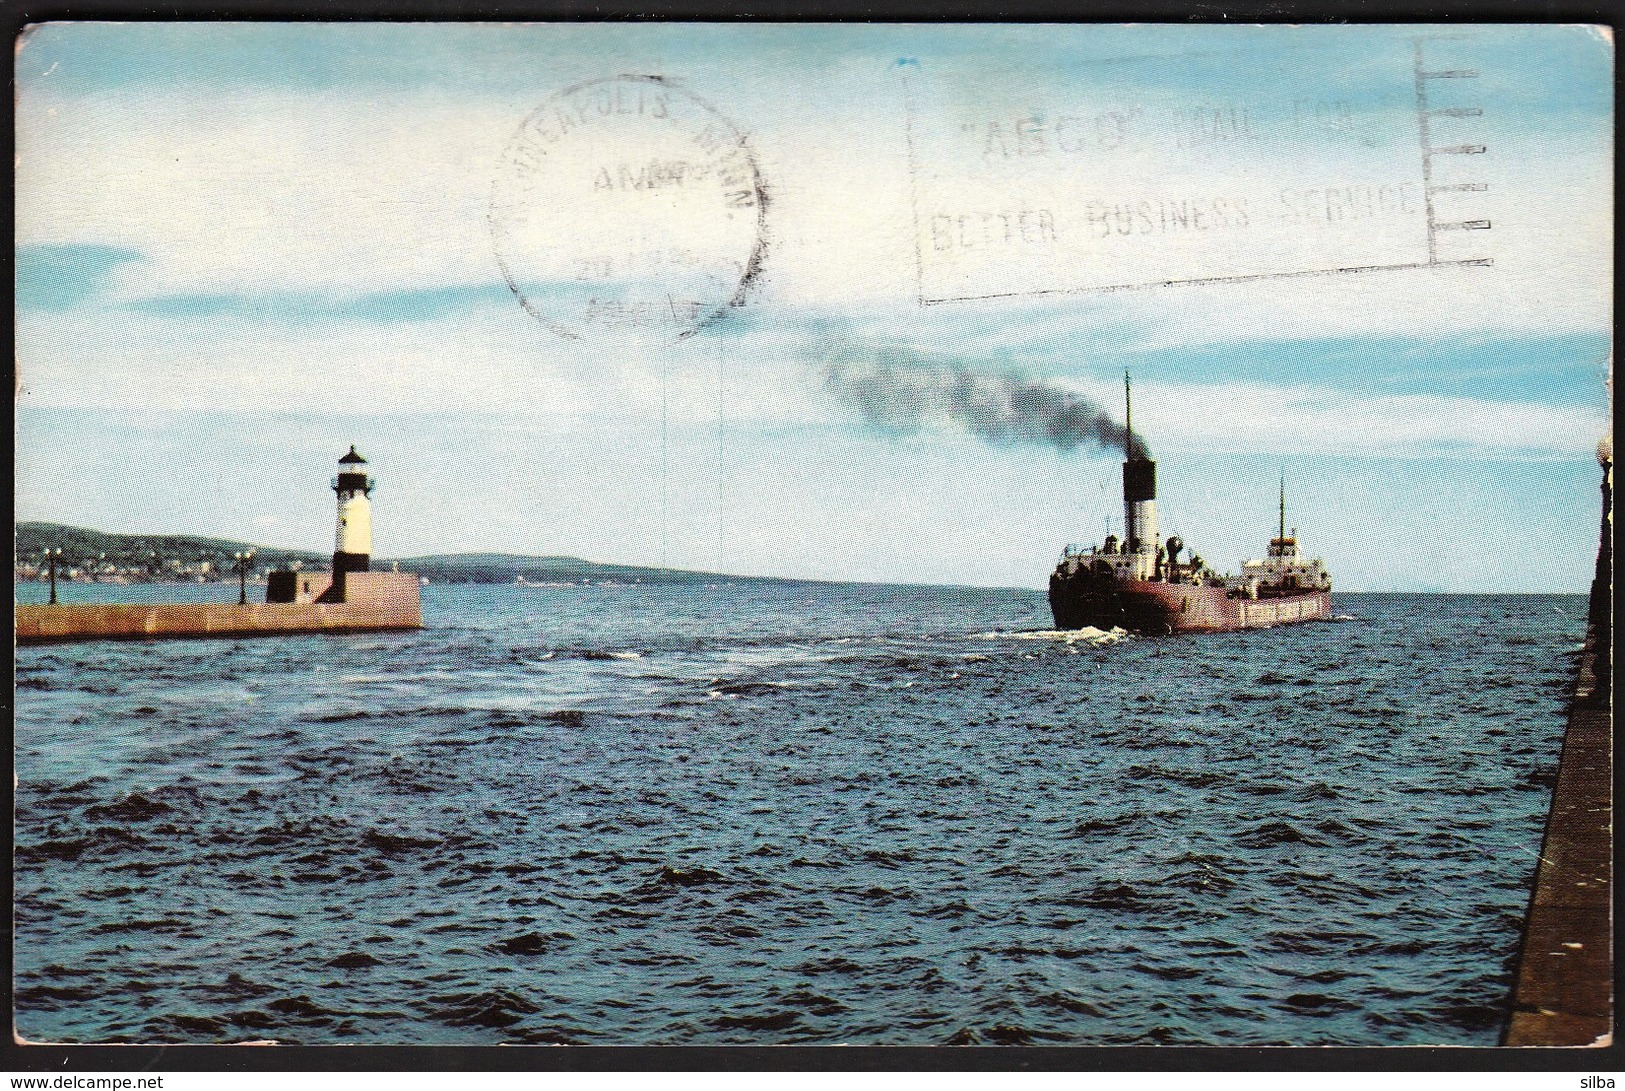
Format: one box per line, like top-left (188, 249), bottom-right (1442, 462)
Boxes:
top-left (333, 445), bottom-right (374, 577)
top-left (261, 446), bottom-right (418, 623)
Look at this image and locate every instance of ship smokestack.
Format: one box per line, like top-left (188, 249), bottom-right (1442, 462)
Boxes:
top-left (1122, 372), bottom-right (1159, 555)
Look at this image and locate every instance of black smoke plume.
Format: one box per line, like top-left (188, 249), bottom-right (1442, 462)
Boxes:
top-left (821, 348), bottom-right (1149, 460)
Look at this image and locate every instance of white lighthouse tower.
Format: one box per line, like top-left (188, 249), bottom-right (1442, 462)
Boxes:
top-left (263, 446), bottom-right (417, 622)
top-left (333, 445), bottom-right (374, 577)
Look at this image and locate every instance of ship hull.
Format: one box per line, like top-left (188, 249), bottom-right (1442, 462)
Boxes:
top-left (1049, 573), bottom-right (1330, 634)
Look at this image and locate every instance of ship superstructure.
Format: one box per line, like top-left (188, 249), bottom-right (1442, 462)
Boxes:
top-left (1048, 375), bottom-right (1332, 633)
top-left (1238, 480), bottom-right (1330, 601)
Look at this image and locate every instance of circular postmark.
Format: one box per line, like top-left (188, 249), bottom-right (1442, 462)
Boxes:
top-left (490, 75), bottom-right (767, 344)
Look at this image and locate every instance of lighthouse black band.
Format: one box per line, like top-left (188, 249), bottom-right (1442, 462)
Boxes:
top-left (333, 551), bottom-right (371, 575)
top-left (1123, 458), bottom-right (1156, 502)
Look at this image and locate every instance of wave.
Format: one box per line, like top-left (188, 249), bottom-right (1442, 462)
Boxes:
top-left (360, 829), bottom-right (441, 855)
top-left (424, 989), bottom-right (540, 1029)
top-left (1277, 992), bottom-right (1358, 1014)
top-left (1070, 813), bottom-right (1142, 837)
top-left (1062, 881), bottom-right (1159, 913)
top-left (712, 1010), bottom-right (801, 1032)
top-left (657, 864), bottom-right (726, 886)
top-left (16, 826), bottom-right (151, 862)
top-left (261, 996), bottom-right (340, 1021)
top-left (15, 983), bottom-right (100, 1006)
top-left (83, 787), bottom-right (201, 822)
top-left (1235, 820), bottom-right (1327, 848)
top-left (973, 627), bottom-right (1128, 646)
top-left (327, 951), bottom-right (384, 970)
top-left (709, 680), bottom-right (796, 698)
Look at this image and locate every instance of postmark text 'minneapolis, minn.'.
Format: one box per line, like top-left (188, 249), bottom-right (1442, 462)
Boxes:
top-left (490, 75), bottom-right (767, 345)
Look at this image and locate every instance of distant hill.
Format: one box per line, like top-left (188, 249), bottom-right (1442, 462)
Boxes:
top-left (386, 552), bottom-right (765, 585)
top-left (16, 522), bottom-right (323, 577)
top-left (15, 523), bottom-right (758, 586)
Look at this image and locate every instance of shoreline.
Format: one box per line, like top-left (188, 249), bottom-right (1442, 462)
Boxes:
top-left (10, 573), bottom-right (1598, 596)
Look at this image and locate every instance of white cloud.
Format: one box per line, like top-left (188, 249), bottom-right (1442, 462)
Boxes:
top-left (17, 301), bottom-right (1606, 462)
top-left (16, 89), bottom-right (519, 297)
top-left (12, 304), bottom-right (826, 424)
top-left (1116, 379), bottom-right (1609, 458)
top-left (11, 24), bottom-right (1609, 593)
top-left (15, 42), bottom-right (1611, 342)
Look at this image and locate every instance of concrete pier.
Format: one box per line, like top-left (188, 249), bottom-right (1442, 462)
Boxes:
top-left (1503, 450), bottom-right (1612, 1047)
top-left (15, 572), bottom-right (422, 645)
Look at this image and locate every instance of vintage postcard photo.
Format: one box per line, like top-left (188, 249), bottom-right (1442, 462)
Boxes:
top-left (12, 22), bottom-right (1613, 1054)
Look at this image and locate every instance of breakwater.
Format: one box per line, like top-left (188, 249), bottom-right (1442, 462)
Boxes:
top-left (15, 572), bottom-right (421, 645)
top-left (1503, 453), bottom-right (1612, 1047)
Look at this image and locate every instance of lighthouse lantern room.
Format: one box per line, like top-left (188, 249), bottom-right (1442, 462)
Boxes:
top-left (333, 445), bottom-right (374, 576)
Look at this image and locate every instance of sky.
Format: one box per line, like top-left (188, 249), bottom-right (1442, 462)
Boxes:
top-left (14, 23), bottom-right (1614, 591)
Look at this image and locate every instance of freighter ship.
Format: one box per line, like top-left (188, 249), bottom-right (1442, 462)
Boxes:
top-left (1048, 375), bottom-right (1332, 634)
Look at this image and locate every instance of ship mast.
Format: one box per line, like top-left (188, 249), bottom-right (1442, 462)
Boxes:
top-left (1124, 370), bottom-right (1132, 459)
top-left (1279, 473), bottom-right (1286, 544)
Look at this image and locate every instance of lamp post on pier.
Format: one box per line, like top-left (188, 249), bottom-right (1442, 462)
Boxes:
top-left (233, 551), bottom-right (255, 606)
top-left (44, 548), bottom-right (61, 605)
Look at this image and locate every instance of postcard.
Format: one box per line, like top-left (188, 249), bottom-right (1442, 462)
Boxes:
top-left (12, 22), bottom-right (1613, 1055)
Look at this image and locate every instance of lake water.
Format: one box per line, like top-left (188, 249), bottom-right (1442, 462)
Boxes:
top-left (13, 582), bottom-right (1583, 1045)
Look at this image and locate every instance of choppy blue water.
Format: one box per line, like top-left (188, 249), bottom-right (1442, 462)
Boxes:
top-left (14, 583), bottom-right (1583, 1046)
